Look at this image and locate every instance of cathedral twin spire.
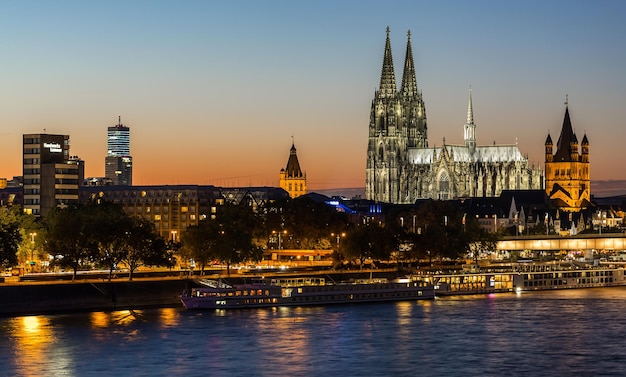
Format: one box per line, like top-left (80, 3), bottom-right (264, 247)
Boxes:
top-left (378, 26), bottom-right (397, 98)
top-left (401, 31), bottom-right (418, 97)
top-left (379, 27), bottom-right (419, 99)
top-left (372, 27), bottom-right (427, 148)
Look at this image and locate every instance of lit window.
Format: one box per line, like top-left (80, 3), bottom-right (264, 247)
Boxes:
top-left (154, 214), bottom-right (161, 221)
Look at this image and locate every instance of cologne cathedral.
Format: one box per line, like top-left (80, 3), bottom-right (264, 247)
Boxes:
top-left (366, 28), bottom-right (543, 204)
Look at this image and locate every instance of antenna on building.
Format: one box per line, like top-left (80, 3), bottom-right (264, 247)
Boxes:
top-left (564, 94), bottom-right (568, 106)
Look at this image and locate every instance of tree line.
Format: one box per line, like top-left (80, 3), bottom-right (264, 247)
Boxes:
top-left (0, 197), bottom-right (501, 279)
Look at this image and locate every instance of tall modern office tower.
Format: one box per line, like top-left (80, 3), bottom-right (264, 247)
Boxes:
top-left (105, 116), bottom-right (132, 186)
top-left (23, 133), bottom-right (80, 217)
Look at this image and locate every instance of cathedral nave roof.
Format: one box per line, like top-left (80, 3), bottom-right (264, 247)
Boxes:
top-left (408, 144), bottom-right (526, 164)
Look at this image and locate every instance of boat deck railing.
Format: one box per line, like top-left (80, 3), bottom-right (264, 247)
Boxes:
top-left (196, 279), bottom-right (233, 289)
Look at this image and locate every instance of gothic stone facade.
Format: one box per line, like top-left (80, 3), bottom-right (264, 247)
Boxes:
top-left (366, 28), bottom-right (542, 204)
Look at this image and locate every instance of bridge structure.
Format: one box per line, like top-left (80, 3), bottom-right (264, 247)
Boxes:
top-left (498, 233), bottom-right (626, 253)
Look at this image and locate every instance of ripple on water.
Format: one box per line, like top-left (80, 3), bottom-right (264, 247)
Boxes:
top-left (2, 287), bottom-right (626, 377)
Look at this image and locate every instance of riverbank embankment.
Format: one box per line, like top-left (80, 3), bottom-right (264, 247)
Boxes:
top-left (0, 277), bottom-right (193, 316)
top-left (0, 269), bottom-right (402, 316)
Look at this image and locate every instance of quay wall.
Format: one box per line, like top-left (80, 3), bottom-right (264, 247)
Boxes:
top-left (0, 278), bottom-right (193, 317)
top-left (0, 270), bottom-right (400, 316)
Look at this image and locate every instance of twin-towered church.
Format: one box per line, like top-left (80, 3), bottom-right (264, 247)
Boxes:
top-left (365, 27), bottom-right (590, 211)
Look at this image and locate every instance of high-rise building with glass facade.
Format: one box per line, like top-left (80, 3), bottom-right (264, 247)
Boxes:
top-left (105, 116), bottom-right (132, 186)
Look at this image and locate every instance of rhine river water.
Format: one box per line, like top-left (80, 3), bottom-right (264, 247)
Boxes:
top-left (2, 287), bottom-right (626, 377)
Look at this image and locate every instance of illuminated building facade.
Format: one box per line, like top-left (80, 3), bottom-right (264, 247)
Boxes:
top-left (105, 116), bottom-right (132, 186)
top-left (544, 101), bottom-right (590, 212)
top-left (366, 28), bottom-right (542, 204)
top-left (23, 133), bottom-right (80, 217)
top-left (279, 142), bottom-right (306, 198)
top-left (80, 185), bottom-right (289, 240)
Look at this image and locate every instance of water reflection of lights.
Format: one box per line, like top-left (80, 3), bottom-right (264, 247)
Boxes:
top-left (90, 311), bottom-right (111, 328)
top-left (395, 301), bottom-right (413, 327)
top-left (9, 316), bottom-right (72, 377)
top-left (111, 309), bottom-right (143, 326)
top-left (158, 308), bottom-right (180, 328)
top-left (90, 310), bottom-right (143, 327)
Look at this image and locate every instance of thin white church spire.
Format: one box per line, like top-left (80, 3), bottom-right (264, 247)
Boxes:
top-left (464, 86), bottom-right (476, 153)
top-left (467, 85), bottom-right (474, 125)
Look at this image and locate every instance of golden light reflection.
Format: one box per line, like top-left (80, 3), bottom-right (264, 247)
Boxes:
top-left (90, 311), bottom-right (111, 328)
top-left (158, 307), bottom-right (180, 328)
top-left (111, 309), bottom-right (143, 326)
top-left (254, 307), bottom-right (311, 375)
top-left (395, 301), bottom-right (412, 327)
top-left (9, 316), bottom-right (56, 377)
top-left (418, 297), bottom-right (433, 323)
top-left (393, 301), bottom-right (414, 346)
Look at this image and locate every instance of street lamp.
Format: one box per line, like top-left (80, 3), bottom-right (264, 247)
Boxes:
top-left (272, 230), bottom-right (287, 265)
top-left (29, 232), bottom-right (37, 272)
top-left (331, 232), bottom-right (345, 248)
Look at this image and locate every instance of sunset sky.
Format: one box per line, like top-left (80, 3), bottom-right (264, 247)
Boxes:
top-left (1, 1), bottom-right (625, 191)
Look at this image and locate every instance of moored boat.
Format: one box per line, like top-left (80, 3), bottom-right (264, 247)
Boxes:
top-left (181, 277), bottom-right (435, 310)
top-left (412, 263), bottom-right (626, 295)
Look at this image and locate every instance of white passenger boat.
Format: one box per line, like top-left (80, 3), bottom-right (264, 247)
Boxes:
top-left (181, 277), bottom-right (435, 310)
top-left (419, 263), bottom-right (626, 295)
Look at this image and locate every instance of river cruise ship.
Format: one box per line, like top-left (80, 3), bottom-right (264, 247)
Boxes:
top-left (181, 277), bottom-right (435, 310)
top-left (414, 263), bottom-right (626, 295)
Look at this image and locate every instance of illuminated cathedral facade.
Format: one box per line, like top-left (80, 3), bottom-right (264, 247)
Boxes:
top-left (366, 28), bottom-right (542, 204)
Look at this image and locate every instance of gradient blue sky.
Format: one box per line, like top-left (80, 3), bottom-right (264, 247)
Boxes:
top-left (1, 1), bottom-right (625, 190)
